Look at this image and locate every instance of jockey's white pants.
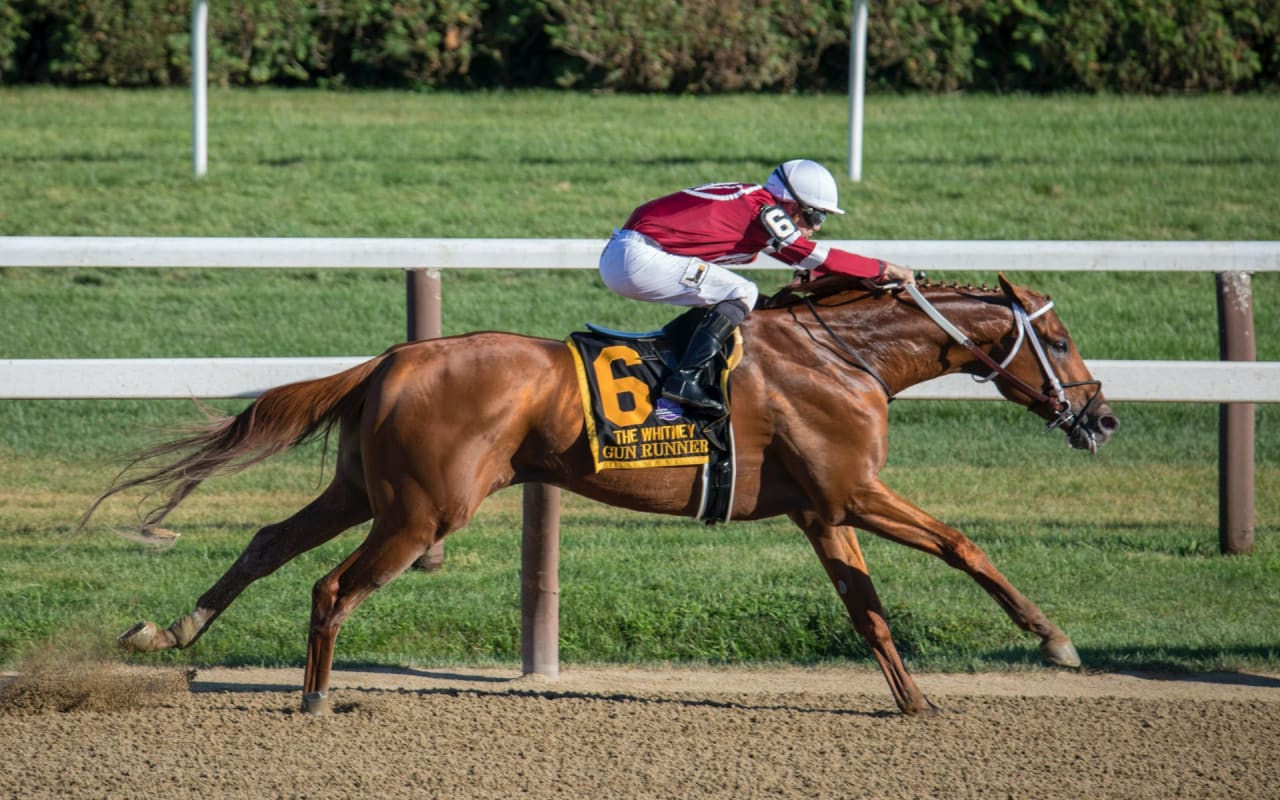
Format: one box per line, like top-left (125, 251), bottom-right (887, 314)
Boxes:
top-left (598, 229), bottom-right (759, 310)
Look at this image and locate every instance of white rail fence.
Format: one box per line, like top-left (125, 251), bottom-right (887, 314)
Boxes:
top-left (2, 237), bottom-right (1276, 677)
top-left (3, 236), bottom-right (1278, 402)
top-left (6, 236), bottom-right (1278, 270)
top-left (2, 356), bottom-right (1278, 403)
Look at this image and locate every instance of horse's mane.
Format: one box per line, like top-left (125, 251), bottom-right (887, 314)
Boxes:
top-left (757, 273), bottom-right (880, 309)
top-left (758, 273), bottom-right (1010, 311)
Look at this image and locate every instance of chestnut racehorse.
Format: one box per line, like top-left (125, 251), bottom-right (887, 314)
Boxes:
top-left (85, 273), bottom-right (1117, 715)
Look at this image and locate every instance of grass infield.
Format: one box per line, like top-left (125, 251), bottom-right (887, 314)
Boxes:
top-left (0, 89), bottom-right (1277, 673)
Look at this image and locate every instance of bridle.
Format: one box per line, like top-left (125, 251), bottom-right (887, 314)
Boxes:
top-left (903, 283), bottom-right (1104, 439)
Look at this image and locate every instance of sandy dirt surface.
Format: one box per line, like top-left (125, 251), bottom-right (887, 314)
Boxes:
top-left (2, 662), bottom-right (1278, 799)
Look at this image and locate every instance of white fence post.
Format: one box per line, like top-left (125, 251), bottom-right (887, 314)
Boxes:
top-left (192, 0), bottom-right (208, 178)
top-left (848, 0), bottom-right (868, 182)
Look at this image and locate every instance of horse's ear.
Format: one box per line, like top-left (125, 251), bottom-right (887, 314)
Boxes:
top-left (997, 273), bottom-right (1039, 309)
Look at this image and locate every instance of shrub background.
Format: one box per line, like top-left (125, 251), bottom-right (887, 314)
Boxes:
top-left (2, 0), bottom-right (1277, 92)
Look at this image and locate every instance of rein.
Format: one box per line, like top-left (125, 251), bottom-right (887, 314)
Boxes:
top-left (802, 296), bottom-right (895, 400)
top-left (904, 283), bottom-right (1101, 436)
top-left (905, 284), bottom-right (1061, 411)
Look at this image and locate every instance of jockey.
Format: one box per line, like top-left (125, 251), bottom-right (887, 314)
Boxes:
top-left (598, 158), bottom-right (916, 416)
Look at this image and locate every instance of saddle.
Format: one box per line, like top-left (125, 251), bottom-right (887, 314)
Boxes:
top-left (565, 308), bottom-right (742, 525)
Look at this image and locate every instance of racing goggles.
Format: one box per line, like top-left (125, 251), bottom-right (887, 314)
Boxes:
top-left (799, 207), bottom-right (827, 228)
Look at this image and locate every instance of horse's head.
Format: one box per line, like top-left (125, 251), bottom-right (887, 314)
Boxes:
top-left (986, 274), bottom-right (1119, 453)
top-left (759, 272), bottom-right (1119, 452)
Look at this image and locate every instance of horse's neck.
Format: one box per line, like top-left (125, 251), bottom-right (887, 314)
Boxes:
top-left (882, 289), bottom-right (1015, 391)
top-left (758, 288), bottom-right (1012, 395)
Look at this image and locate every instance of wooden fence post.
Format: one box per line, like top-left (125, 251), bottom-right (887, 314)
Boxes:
top-left (404, 265), bottom-right (561, 674)
top-left (407, 268), bottom-right (447, 571)
top-left (521, 483), bottom-right (561, 679)
top-left (1216, 271), bottom-right (1256, 555)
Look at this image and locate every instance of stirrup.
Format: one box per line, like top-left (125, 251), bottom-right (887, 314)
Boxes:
top-left (662, 376), bottom-right (724, 415)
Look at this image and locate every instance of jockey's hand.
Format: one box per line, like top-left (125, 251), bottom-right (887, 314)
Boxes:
top-left (881, 262), bottom-right (917, 286)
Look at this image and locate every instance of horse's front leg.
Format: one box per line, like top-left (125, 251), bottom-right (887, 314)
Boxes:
top-left (118, 479), bottom-right (372, 653)
top-left (844, 480), bottom-right (1081, 669)
top-left (789, 512), bottom-right (933, 715)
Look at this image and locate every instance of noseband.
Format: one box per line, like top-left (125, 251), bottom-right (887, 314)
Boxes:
top-left (904, 284), bottom-right (1104, 437)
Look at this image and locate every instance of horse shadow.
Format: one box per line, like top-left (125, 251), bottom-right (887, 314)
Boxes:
top-left (189, 663), bottom-right (900, 718)
top-left (189, 663), bottom-right (510, 694)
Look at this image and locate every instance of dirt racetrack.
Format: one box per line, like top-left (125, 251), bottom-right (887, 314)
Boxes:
top-left (2, 662), bottom-right (1278, 799)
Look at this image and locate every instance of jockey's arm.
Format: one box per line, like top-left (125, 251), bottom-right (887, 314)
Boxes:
top-left (773, 237), bottom-right (916, 285)
top-left (813, 254), bottom-right (916, 285)
top-left (758, 203), bottom-right (915, 286)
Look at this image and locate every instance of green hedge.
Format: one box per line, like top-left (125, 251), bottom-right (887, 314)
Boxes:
top-left (868, 0), bottom-right (1280, 92)
top-left (2, 0), bottom-right (1277, 91)
top-left (540, 0), bottom-right (849, 92)
top-left (2, 0), bottom-right (488, 88)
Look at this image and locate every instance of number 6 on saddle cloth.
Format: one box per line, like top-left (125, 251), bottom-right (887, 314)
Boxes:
top-left (565, 308), bottom-right (743, 524)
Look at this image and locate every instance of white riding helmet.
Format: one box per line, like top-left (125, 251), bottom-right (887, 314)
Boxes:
top-left (764, 159), bottom-right (846, 216)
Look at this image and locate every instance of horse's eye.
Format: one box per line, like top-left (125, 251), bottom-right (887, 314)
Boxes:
top-left (1050, 339), bottom-right (1069, 354)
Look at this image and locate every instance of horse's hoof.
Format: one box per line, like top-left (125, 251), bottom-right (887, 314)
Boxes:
top-left (411, 552), bottom-right (445, 573)
top-left (1041, 637), bottom-right (1082, 668)
top-left (118, 621), bottom-right (171, 652)
top-left (901, 698), bottom-right (939, 717)
top-left (301, 691), bottom-right (331, 715)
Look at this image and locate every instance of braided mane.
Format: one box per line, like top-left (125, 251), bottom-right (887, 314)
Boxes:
top-left (758, 273), bottom-right (1007, 311)
top-left (758, 273), bottom-right (879, 309)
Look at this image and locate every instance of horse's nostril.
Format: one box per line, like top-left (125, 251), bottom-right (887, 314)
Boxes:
top-left (1098, 414), bottom-right (1119, 434)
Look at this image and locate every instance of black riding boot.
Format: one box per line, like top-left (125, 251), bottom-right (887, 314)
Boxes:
top-left (661, 309), bottom-right (738, 415)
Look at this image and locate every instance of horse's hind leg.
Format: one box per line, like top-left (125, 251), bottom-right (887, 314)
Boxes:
top-left (790, 512), bottom-right (933, 715)
top-left (300, 512), bottom-right (439, 714)
top-left (118, 476), bottom-right (372, 653)
top-left (847, 480), bottom-right (1080, 668)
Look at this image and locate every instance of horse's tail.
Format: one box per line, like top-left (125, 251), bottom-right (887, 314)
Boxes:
top-left (78, 349), bottom-right (396, 535)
